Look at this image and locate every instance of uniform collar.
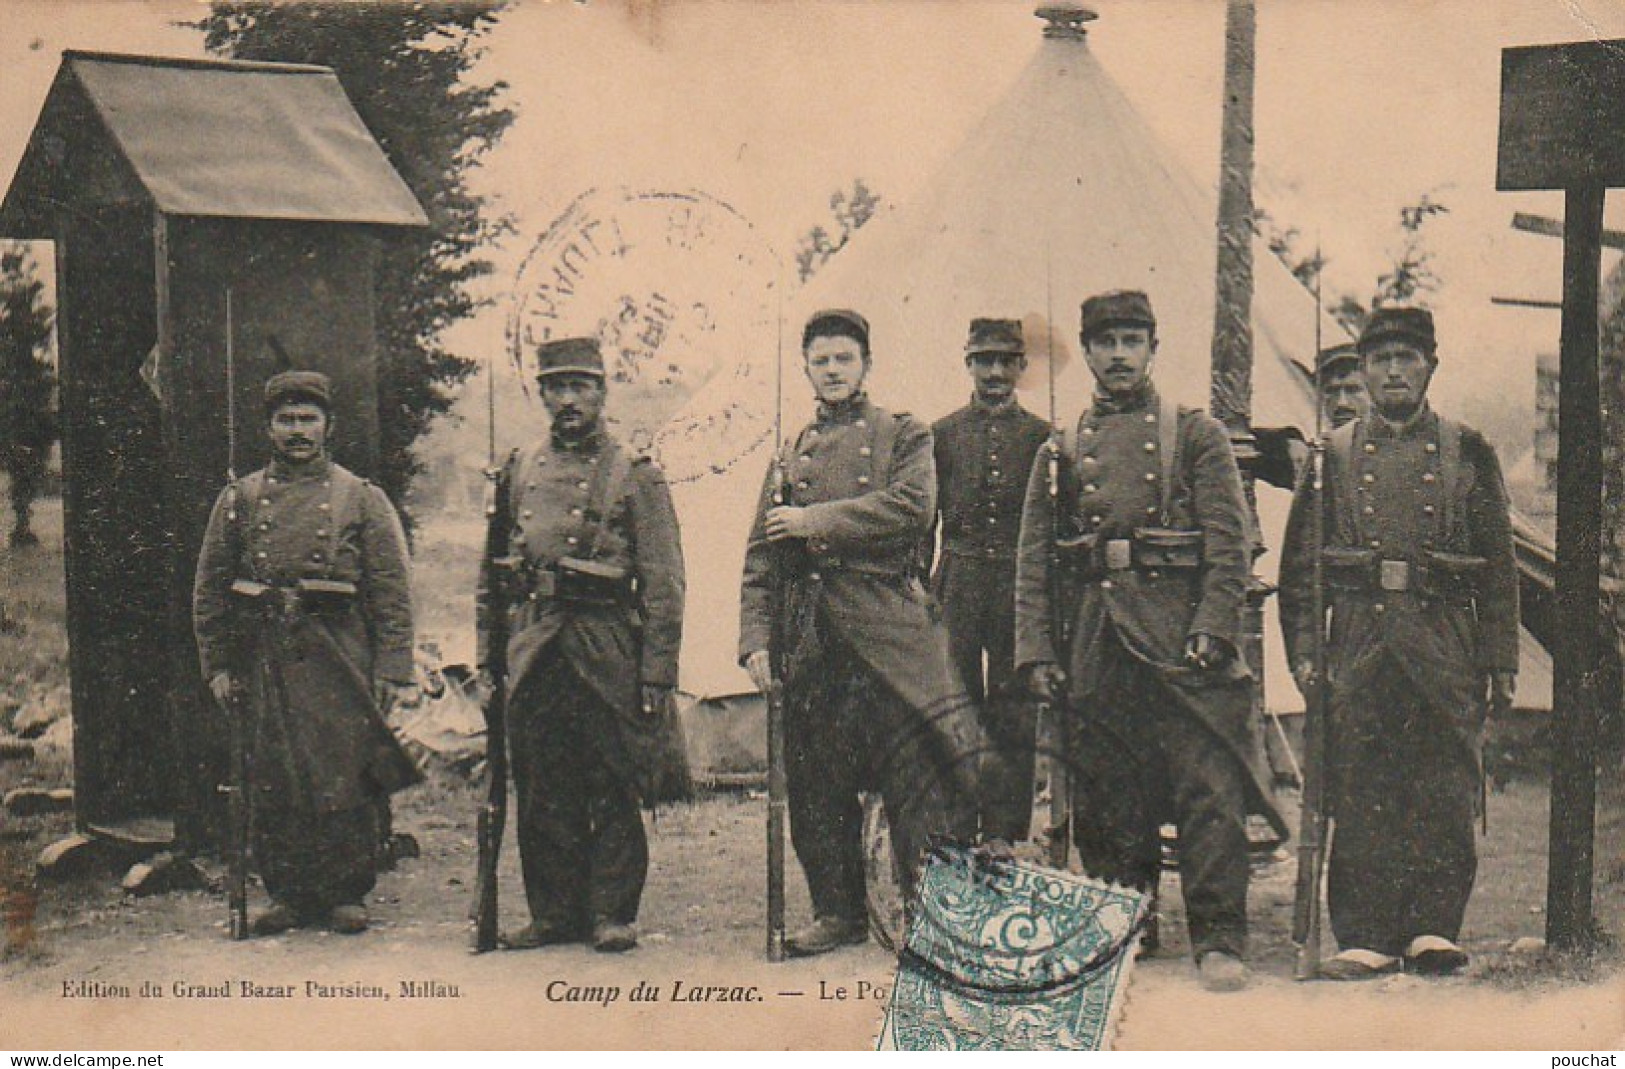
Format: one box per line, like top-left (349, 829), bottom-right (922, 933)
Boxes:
top-left (550, 424), bottom-right (608, 454)
top-left (1366, 402), bottom-right (1435, 441)
top-left (816, 392), bottom-right (873, 425)
top-left (1090, 379), bottom-right (1156, 417)
top-left (970, 393), bottom-right (1021, 417)
top-left (267, 455), bottom-right (331, 482)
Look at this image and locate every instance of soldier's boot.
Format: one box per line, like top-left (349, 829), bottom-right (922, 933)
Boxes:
top-left (1196, 950), bottom-right (1248, 993)
top-left (250, 901), bottom-right (301, 937)
top-left (328, 903), bottom-right (369, 935)
top-left (500, 919), bottom-right (586, 951)
top-left (592, 922), bottom-right (638, 954)
top-left (785, 915), bottom-right (868, 958)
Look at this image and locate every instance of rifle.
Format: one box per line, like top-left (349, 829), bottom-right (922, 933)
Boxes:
top-left (1041, 252), bottom-right (1071, 870)
top-left (220, 677), bottom-right (249, 941)
top-left (1292, 252), bottom-right (1330, 980)
top-left (217, 285), bottom-right (250, 941)
top-left (472, 343), bottom-right (511, 953)
top-left (766, 282), bottom-right (789, 963)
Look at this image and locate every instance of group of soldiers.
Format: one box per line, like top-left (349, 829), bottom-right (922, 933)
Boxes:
top-left (191, 287), bottom-right (1517, 991)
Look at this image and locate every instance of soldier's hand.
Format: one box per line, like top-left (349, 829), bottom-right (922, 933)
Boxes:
top-left (208, 671), bottom-right (236, 706)
top-left (376, 680), bottom-right (421, 715)
top-left (744, 650), bottom-right (774, 696)
top-left (764, 505), bottom-right (811, 542)
top-left (1291, 659), bottom-right (1318, 693)
top-left (1487, 670), bottom-right (1516, 713)
top-left (1024, 662), bottom-right (1066, 704)
top-left (641, 684), bottom-right (674, 720)
top-left (1184, 632), bottom-right (1233, 671)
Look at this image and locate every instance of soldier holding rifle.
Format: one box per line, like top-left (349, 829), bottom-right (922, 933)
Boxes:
top-left (1280, 307), bottom-right (1518, 979)
top-left (193, 370), bottom-right (419, 937)
top-left (476, 337), bottom-right (686, 954)
top-left (1014, 290), bottom-right (1285, 993)
top-left (740, 309), bottom-right (979, 958)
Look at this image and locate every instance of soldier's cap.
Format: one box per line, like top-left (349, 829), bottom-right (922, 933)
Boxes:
top-left (1079, 289), bottom-right (1156, 341)
top-left (1358, 306), bottom-right (1437, 359)
top-left (1315, 342), bottom-right (1361, 381)
top-left (964, 317), bottom-right (1025, 357)
top-left (802, 308), bottom-right (870, 354)
top-left (264, 370), bottom-right (332, 412)
top-left (535, 336), bottom-right (606, 380)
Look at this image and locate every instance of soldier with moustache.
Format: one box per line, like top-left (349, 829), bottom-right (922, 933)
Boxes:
top-left (1279, 307), bottom-right (1517, 980)
top-left (477, 337), bottom-right (686, 954)
top-left (1015, 290), bottom-right (1287, 993)
top-left (926, 318), bottom-right (1051, 843)
top-left (193, 370), bottom-right (420, 936)
top-left (1316, 342), bottom-right (1370, 431)
top-left (740, 309), bottom-right (980, 958)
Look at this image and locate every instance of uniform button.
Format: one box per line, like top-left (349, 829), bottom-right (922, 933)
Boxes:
top-left (1425, 442), bottom-right (1438, 454)
top-left (809, 571), bottom-right (822, 581)
top-left (990, 453), bottom-right (999, 463)
top-left (1364, 443), bottom-right (1377, 454)
top-left (1423, 504), bottom-right (1436, 515)
top-left (570, 507), bottom-right (583, 517)
top-left (1090, 515), bottom-right (1102, 525)
top-left (1101, 579), bottom-right (1114, 589)
top-left (990, 469), bottom-right (1002, 479)
top-left (1146, 506), bottom-right (1158, 516)
top-left (808, 428), bottom-right (820, 437)
top-left (1143, 413), bottom-right (1156, 424)
top-left (1422, 473), bottom-right (1436, 484)
top-left (567, 536), bottom-right (578, 545)
top-left (311, 552), bottom-right (324, 562)
top-left (1084, 483), bottom-right (1098, 494)
top-left (856, 419), bottom-right (868, 429)
top-left (857, 476), bottom-right (870, 486)
top-left (1369, 540), bottom-right (1381, 549)
top-left (859, 446), bottom-right (873, 457)
top-left (1373, 602), bottom-right (1386, 614)
top-left (522, 509), bottom-right (534, 519)
top-left (318, 502), bottom-right (330, 512)
top-left (577, 481), bottom-right (590, 490)
top-left (259, 522), bottom-right (270, 531)
top-left (800, 454), bottom-right (813, 463)
top-left (796, 480), bottom-right (810, 490)
top-left (1362, 505), bottom-right (1375, 516)
top-left (1145, 472), bottom-right (1158, 483)
top-left (1081, 456), bottom-right (1097, 467)
top-left (1362, 473), bottom-right (1375, 484)
top-left (987, 516), bottom-right (997, 526)
top-left (256, 551), bottom-right (268, 560)
top-left (315, 528), bottom-right (327, 537)
top-left (1082, 426), bottom-right (1095, 436)
top-left (1143, 441), bottom-right (1156, 453)
top-left (268, 477), bottom-right (278, 485)
top-left (589, 457), bottom-right (599, 466)
top-left (527, 483), bottom-right (538, 490)
top-left (260, 498), bottom-right (272, 506)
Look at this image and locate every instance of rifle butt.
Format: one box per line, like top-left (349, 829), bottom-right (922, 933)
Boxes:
top-left (472, 804), bottom-right (501, 953)
top-left (223, 691), bottom-right (250, 941)
top-left (766, 681), bottom-right (787, 962)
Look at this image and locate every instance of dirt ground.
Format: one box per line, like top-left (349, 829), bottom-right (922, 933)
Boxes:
top-left (2, 494), bottom-right (1624, 1050)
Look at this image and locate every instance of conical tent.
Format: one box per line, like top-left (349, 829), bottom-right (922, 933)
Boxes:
top-left (792, 7), bottom-right (1330, 434)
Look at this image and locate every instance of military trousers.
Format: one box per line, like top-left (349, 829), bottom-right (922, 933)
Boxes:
top-left (784, 634), bottom-right (971, 925)
top-left (1328, 655), bottom-right (1478, 957)
top-left (938, 550), bottom-right (1036, 842)
top-left (508, 652), bottom-right (648, 931)
top-left (1066, 631), bottom-right (1251, 960)
top-left (254, 800), bottom-right (380, 918)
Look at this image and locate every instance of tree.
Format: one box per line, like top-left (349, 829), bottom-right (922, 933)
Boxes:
top-left (794, 179), bottom-right (882, 282)
top-left (0, 242), bottom-right (57, 548)
top-left (190, 3), bottom-right (514, 512)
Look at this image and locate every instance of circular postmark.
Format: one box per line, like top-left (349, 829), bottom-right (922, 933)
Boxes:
top-left (507, 187), bottom-right (781, 484)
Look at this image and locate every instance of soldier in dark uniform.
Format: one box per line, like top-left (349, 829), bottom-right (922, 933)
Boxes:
top-left (193, 370), bottom-right (420, 936)
top-left (740, 308), bottom-right (979, 958)
top-left (477, 337), bottom-right (686, 954)
top-left (927, 318), bottom-right (1050, 843)
top-left (1015, 290), bottom-right (1287, 993)
top-left (1280, 307), bottom-right (1517, 979)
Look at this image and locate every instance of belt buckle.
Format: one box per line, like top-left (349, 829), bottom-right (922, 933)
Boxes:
top-left (1379, 559), bottom-right (1410, 592)
top-left (1104, 538), bottom-right (1132, 571)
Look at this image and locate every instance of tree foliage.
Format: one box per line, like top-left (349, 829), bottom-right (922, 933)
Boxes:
top-left (189, 2), bottom-right (514, 510)
top-left (794, 179), bottom-right (882, 282)
top-left (0, 242), bottom-right (57, 545)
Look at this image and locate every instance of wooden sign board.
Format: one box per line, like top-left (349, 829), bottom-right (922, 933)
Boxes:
top-left (1498, 38), bottom-right (1625, 191)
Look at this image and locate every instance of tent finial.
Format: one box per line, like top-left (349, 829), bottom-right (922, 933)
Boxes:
top-left (1036, 3), bottom-right (1098, 39)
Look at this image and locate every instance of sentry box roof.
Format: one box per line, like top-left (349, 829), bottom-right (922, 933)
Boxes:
top-left (0, 50), bottom-right (429, 236)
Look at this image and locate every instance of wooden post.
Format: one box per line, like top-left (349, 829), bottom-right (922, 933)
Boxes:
top-left (1546, 183), bottom-right (1605, 949)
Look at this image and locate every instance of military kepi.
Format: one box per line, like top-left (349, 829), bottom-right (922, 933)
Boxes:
top-left (1080, 289), bottom-right (1155, 340)
top-left (535, 336), bottom-right (606, 380)
top-left (965, 318), bottom-right (1024, 356)
top-left (1315, 342), bottom-right (1360, 381)
top-left (1358, 306), bottom-right (1436, 358)
top-left (803, 308), bottom-right (871, 352)
top-left (264, 369), bottom-right (332, 411)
